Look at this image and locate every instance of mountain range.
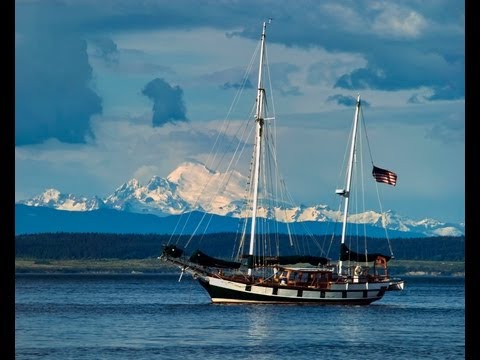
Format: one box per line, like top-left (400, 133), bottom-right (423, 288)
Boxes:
top-left (16, 161), bottom-right (465, 237)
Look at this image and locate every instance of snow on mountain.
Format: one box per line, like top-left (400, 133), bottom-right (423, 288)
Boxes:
top-left (20, 188), bottom-right (104, 211)
top-left (166, 161), bottom-right (248, 214)
top-left (18, 161), bottom-right (465, 237)
top-left (103, 176), bottom-right (189, 216)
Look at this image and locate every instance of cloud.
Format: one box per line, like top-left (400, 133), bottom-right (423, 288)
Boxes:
top-left (133, 165), bottom-right (163, 183)
top-left (16, 1), bottom-right (464, 105)
top-left (370, 3), bottom-right (427, 39)
top-left (334, 47), bottom-right (464, 101)
top-left (222, 79), bottom-right (254, 90)
top-left (15, 2), bottom-right (102, 146)
top-left (424, 109), bottom-right (464, 144)
top-left (15, 116), bottom-right (249, 199)
top-left (335, 68), bottom-right (383, 90)
top-left (141, 78), bottom-right (188, 127)
top-left (89, 37), bottom-right (119, 66)
top-left (14, 1), bottom-right (465, 224)
top-left (327, 94), bottom-right (370, 107)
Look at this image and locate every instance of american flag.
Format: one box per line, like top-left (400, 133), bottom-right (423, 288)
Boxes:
top-left (372, 165), bottom-right (397, 186)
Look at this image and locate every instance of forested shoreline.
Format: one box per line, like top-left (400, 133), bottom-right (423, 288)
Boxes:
top-left (16, 232), bottom-right (465, 261)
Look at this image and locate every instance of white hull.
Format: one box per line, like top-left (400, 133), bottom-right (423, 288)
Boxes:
top-left (197, 275), bottom-right (388, 305)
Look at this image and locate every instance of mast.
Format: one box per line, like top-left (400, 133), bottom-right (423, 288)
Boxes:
top-left (336, 95), bottom-right (361, 274)
top-left (248, 21), bottom-right (268, 276)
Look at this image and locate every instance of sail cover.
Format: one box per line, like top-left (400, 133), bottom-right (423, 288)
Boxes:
top-left (189, 250), bottom-right (242, 269)
top-left (162, 244), bottom-right (183, 258)
top-left (264, 255), bottom-right (329, 266)
top-left (340, 244), bottom-right (391, 263)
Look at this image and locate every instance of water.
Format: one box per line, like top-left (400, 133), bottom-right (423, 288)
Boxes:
top-left (16, 274), bottom-right (465, 360)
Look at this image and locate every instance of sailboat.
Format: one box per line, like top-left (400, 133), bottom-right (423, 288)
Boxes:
top-left (160, 21), bottom-right (404, 304)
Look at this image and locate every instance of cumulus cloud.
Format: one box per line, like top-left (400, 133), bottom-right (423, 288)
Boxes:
top-left (371, 4), bottom-right (427, 39)
top-left (15, 4), bottom-right (102, 146)
top-left (141, 78), bottom-right (188, 127)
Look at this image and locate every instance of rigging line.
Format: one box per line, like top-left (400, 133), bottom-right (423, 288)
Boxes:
top-left (230, 129), bottom-right (259, 261)
top-left (262, 123), bottom-right (328, 258)
top-left (359, 103), bottom-right (375, 168)
top-left (238, 33), bottom-right (284, 262)
top-left (349, 110), bottom-right (376, 264)
top-left (209, 59), bottom-right (260, 189)
top-left (174, 127), bottom-right (245, 247)
top-left (262, 126), bottom-right (290, 244)
top-left (327, 105), bottom-right (356, 256)
top-left (205, 45), bottom-right (260, 172)
top-left (167, 42), bottom-right (260, 246)
top-left (374, 180), bottom-right (394, 257)
top-left (357, 119), bottom-right (370, 264)
top-left (264, 45), bottom-right (277, 127)
top-left (179, 88), bottom-right (257, 246)
top-left (265, 131), bottom-right (319, 255)
top-left (268, 150), bottom-right (323, 251)
top-left (183, 114), bottom-right (255, 248)
top-left (262, 133), bottom-right (282, 257)
top-left (235, 137), bottom-right (258, 261)
top-left (235, 110), bottom-right (267, 260)
top-left (221, 105), bottom-right (257, 184)
top-left (359, 104), bottom-right (395, 257)
top-left (326, 197), bottom-right (345, 260)
top-left (195, 122), bottom-right (254, 249)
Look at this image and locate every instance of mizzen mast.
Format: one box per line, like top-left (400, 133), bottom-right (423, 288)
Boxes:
top-left (336, 95), bottom-right (361, 274)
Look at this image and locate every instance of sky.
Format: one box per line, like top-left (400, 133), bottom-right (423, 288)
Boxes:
top-left (15, 0), bottom-right (465, 225)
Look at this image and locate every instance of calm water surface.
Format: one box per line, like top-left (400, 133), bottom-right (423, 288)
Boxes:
top-left (16, 274), bottom-right (465, 360)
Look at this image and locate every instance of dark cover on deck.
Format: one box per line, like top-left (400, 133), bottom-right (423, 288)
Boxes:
top-left (264, 255), bottom-right (329, 266)
top-left (162, 244), bottom-right (183, 258)
top-left (189, 249), bottom-right (242, 269)
top-left (340, 244), bottom-right (391, 262)
top-left (242, 254), bottom-right (328, 267)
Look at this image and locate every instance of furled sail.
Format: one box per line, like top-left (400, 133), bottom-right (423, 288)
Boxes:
top-left (189, 250), bottom-right (242, 269)
top-left (264, 255), bottom-right (329, 266)
top-left (162, 244), bottom-right (183, 258)
top-left (340, 244), bottom-right (391, 263)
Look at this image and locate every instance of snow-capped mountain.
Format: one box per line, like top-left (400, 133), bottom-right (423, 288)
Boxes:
top-left (21, 188), bottom-right (105, 211)
top-left (103, 177), bottom-right (188, 216)
top-left (18, 161), bottom-right (465, 237)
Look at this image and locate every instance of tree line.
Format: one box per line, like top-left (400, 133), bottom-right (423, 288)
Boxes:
top-left (15, 232), bottom-right (465, 261)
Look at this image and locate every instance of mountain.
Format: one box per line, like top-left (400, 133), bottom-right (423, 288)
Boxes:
top-left (21, 188), bottom-right (106, 211)
top-left (17, 161), bottom-right (465, 237)
top-left (15, 204), bottom-right (428, 238)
